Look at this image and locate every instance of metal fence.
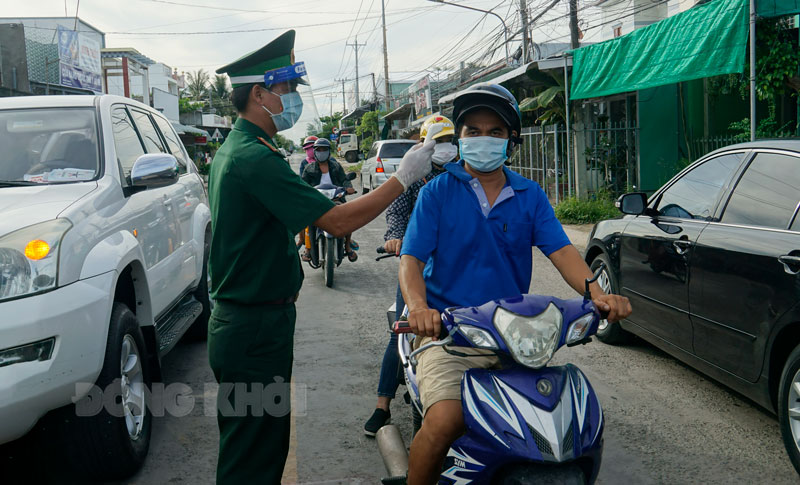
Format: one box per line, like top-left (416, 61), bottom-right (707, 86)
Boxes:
top-left (509, 125), bottom-right (572, 203)
top-left (689, 135), bottom-right (739, 160)
top-left (509, 121), bottom-right (639, 203)
top-left (582, 121), bottom-right (639, 197)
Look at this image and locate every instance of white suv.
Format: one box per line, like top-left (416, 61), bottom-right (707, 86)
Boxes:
top-left (0, 95), bottom-right (211, 479)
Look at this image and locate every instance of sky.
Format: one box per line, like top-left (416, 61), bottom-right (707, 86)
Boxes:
top-left (2, 0), bottom-right (605, 141)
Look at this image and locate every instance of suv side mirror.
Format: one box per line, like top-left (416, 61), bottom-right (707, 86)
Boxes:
top-left (347, 172), bottom-right (357, 181)
top-left (616, 192), bottom-right (647, 215)
top-left (131, 154), bottom-right (179, 189)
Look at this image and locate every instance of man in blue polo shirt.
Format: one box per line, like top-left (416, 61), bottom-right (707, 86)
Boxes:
top-left (398, 84), bottom-right (632, 484)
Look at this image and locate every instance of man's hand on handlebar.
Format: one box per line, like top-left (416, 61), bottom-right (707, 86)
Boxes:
top-left (592, 294), bottom-right (632, 323)
top-left (384, 238), bottom-right (402, 256)
top-left (408, 307), bottom-right (442, 341)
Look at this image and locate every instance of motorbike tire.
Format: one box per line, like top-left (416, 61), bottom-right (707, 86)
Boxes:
top-left (324, 236), bottom-right (335, 288)
top-left (309, 226), bottom-right (319, 266)
top-left (591, 253), bottom-right (631, 345)
top-left (778, 343), bottom-right (800, 475)
top-left (493, 464), bottom-right (585, 485)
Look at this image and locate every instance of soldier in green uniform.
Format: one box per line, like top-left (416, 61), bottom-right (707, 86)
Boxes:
top-left (208, 30), bottom-right (440, 484)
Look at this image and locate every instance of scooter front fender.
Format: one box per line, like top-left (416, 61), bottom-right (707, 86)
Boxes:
top-left (441, 364), bottom-right (603, 484)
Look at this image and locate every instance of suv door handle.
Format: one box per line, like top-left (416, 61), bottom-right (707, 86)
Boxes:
top-left (673, 240), bottom-right (692, 255)
top-left (778, 255), bottom-right (800, 275)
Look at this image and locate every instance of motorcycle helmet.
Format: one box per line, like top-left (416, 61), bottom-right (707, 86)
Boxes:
top-left (420, 115), bottom-right (455, 141)
top-left (452, 83), bottom-right (523, 148)
top-left (313, 138), bottom-right (332, 162)
top-left (303, 135), bottom-right (318, 149)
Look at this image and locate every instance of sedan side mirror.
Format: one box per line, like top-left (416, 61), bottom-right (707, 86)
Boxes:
top-left (616, 192), bottom-right (648, 215)
top-left (131, 154), bottom-right (179, 189)
top-left (347, 172), bottom-right (357, 181)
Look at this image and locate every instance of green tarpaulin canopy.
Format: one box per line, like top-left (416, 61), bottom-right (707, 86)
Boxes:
top-left (758, 0), bottom-right (800, 16)
top-left (570, 0), bottom-right (748, 100)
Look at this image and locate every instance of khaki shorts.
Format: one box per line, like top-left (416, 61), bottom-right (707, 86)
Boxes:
top-left (416, 337), bottom-right (501, 416)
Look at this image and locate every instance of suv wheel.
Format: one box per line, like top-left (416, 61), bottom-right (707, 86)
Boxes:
top-left (591, 254), bottom-right (631, 345)
top-left (186, 233), bottom-right (212, 341)
top-left (53, 302), bottom-right (152, 479)
top-left (778, 343), bottom-right (800, 474)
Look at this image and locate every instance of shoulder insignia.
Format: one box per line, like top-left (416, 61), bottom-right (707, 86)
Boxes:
top-left (257, 136), bottom-right (281, 154)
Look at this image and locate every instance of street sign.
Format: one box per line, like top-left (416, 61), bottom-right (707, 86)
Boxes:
top-left (332, 127), bottom-right (339, 134)
top-left (330, 133), bottom-right (338, 141)
top-left (210, 128), bottom-right (223, 141)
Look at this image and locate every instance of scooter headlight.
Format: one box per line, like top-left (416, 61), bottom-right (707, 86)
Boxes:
top-left (566, 313), bottom-right (595, 345)
top-left (494, 303), bottom-right (562, 369)
top-left (317, 188), bottom-right (336, 199)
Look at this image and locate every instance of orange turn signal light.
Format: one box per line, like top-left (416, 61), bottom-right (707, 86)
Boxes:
top-left (25, 239), bottom-right (50, 260)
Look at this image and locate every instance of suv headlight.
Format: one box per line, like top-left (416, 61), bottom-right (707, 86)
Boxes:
top-left (0, 219), bottom-right (72, 302)
top-left (494, 303), bottom-right (563, 369)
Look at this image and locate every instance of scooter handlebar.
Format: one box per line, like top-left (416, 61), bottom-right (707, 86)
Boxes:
top-left (392, 320), bottom-right (449, 340)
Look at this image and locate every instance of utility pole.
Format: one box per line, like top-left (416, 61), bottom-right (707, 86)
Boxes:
top-left (347, 36), bottom-right (366, 108)
top-left (371, 72), bottom-right (377, 105)
top-left (749, 0), bottom-right (756, 141)
top-left (569, 0), bottom-right (580, 49)
top-left (519, 0), bottom-right (530, 63)
top-left (381, 0), bottom-right (391, 111)
top-left (335, 78), bottom-right (348, 114)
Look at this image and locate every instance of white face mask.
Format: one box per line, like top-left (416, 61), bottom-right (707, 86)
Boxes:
top-left (432, 143), bottom-right (458, 166)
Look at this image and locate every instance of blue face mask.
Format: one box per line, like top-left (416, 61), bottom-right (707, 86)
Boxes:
top-left (262, 89), bottom-right (304, 132)
top-left (459, 136), bottom-right (509, 173)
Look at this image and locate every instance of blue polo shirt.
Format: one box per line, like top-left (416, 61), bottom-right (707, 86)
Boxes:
top-left (401, 161), bottom-right (571, 312)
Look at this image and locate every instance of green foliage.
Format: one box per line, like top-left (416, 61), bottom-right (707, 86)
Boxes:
top-left (519, 71), bottom-right (566, 125)
top-left (273, 133), bottom-right (295, 151)
top-left (708, 18), bottom-right (800, 101)
top-left (179, 97), bottom-right (203, 114)
top-left (346, 161), bottom-right (363, 173)
top-left (356, 111), bottom-right (380, 153)
top-left (185, 69), bottom-right (211, 101)
top-left (306, 112), bottom-right (343, 141)
top-left (555, 194), bottom-right (620, 224)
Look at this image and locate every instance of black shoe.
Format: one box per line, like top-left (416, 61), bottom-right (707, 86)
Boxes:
top-left (364, 408), bottom-right (391, 437)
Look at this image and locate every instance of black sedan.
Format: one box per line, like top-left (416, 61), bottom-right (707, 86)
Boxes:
top-left (584, 141), bottom-right (800, 474)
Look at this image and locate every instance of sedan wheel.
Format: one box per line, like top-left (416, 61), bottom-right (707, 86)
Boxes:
top-left (779, 344), bottom-right (800, 474)
top-left (591, 253), bottom-right (631, 345)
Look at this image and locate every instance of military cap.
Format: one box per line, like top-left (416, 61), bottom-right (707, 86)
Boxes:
top-left (217, 30), bottom-right (307, 88)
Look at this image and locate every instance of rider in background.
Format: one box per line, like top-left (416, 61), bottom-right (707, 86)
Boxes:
top-left (299, 135), bottom-right (317, 177)
top-left (363, 115), bottom-right (458, 437)
top-left (302, 138), bottom-right (359, 262)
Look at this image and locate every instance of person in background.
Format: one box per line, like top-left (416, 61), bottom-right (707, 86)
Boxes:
top-left (302, 138), bottom-right (359, 262)
top-left (363, 115), bottom-right (459, 436)
top-left (299, 135), bottom-right (317, 177)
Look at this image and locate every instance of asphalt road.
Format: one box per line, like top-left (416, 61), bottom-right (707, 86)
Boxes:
top-left (3, 153), bottom-right (798, 484)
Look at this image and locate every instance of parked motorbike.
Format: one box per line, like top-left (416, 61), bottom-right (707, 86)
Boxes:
top-left (375, 247), bottom-right (608, 484)
top-left (306, 172), bottom-right (357, 288)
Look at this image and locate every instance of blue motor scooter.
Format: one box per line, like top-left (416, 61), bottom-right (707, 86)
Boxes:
top-left (375, 247), bottom-right (608, 484)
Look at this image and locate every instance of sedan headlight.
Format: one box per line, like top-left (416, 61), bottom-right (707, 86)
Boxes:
top-left (494, 303), bottom-right (562, 369)
top-left (0, 219), bottom-right (72, 302)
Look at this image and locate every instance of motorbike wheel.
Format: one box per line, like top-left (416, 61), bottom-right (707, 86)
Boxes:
top-left (493, 464), bottom-right (585, 485)
top-left (324, 236), bottom-right (335, 288)
top-left (778, 343), bottom-right (800, 475)
top-left (591, 253), bottom-right (631, 345)
top-left (309, 226), bottom-right (319, 266)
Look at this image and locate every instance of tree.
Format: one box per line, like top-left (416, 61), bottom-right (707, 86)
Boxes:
top-left (273, 133), bottom-right (294, 151)
top-left (179, 97), bottom-right (203, 114)
top-left (212, 74), bottom-right (230, 100)
top-left (518, 70), bottom-right (566, 125)
top-left (185, 69), bottom-right (211, 101)
top-left (356, 111), bottom-right (381, 153)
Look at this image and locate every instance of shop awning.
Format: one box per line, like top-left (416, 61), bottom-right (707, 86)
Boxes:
top-left (758, 0), bottom-right (800, 17)
top-left (382, 103), bottom-right (415, 121)
top-left (171, 121), bottom-right (209, 137)
top-left (570, 0), bottom-right (748, 100)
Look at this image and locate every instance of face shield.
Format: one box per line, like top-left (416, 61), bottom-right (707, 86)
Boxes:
top-left (265, 62), bottom-right (322, 141)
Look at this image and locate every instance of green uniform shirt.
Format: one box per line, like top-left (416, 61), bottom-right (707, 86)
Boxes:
top-left (208, 118), bottom-right (335, 304)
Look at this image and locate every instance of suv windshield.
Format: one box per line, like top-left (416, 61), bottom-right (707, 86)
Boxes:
top-left (0, 108), bottom-right (99, 185)
top-left (379, 143), bottom-right (416, 159)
